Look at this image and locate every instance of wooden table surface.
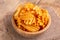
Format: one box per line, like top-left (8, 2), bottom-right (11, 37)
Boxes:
top-left (0, 0), bottom-right (60, 40)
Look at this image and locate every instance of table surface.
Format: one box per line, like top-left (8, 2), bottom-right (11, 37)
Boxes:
top-left (0, 0), bottom-right (60, 40)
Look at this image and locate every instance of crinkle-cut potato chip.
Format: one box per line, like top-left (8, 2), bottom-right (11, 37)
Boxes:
top-left (25, 3), bottom-right (35, 9)
top-left (13, 3), bottom-right (49, 32)
top-left (19, 23), bottom-right (40, 32)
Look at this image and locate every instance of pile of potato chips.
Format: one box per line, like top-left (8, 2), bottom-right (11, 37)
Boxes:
top-left (13, 3), bottom-right (49, 32)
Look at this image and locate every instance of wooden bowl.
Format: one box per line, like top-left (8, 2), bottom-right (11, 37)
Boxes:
top-left (11, 11), bottom-right (51, 38)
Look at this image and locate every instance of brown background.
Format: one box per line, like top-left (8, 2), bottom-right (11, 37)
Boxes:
top-left (0, 0), bottom-right (60, 40)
